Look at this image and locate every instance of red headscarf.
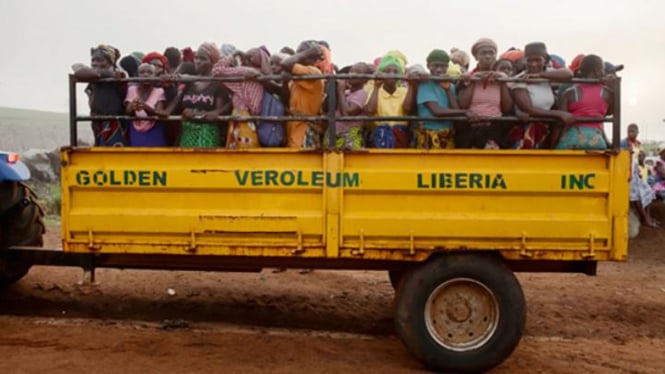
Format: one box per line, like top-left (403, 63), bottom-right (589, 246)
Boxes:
top-left (142, 52), bottom-right (168, 69)
top-left (182, 47), bottom-right (195, 63)
top-left (568, 54), bottom-right (585, 74)
top-left (500, 49), bottom-right (524, 62)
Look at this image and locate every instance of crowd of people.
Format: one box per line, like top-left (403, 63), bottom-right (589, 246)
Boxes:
top-left (72, 38), bottom-right (622, 151)
top-left (622, 123), bottom-right (665, 229)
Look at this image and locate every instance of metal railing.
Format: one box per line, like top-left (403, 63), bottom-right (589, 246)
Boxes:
top-left (68, 73), bottom-right (622, 151)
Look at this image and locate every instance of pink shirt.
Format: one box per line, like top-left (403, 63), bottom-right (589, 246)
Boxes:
top-left (469, 82), bottom-right (502, 117)
top-left (125, 86), bottom-right (165, 132)
top-left (567, 84), bottom-right (609, 130)
top-left (212, 56), bottom-right (265, 115)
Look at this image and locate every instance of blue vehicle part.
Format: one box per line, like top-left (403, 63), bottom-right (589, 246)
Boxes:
top-left (0, 152), bottom-right (30, 182)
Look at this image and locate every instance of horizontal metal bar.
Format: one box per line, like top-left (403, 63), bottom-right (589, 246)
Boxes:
top-left (76, 115), bottom-right (614, 124)
top-left (3, 248), bottom-right (598, 274)
top-left (75, 74), bottom-right (605, 84)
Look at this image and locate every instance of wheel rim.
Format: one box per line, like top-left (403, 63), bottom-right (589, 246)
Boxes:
top-left (424, 277), bottom-right (500, 352)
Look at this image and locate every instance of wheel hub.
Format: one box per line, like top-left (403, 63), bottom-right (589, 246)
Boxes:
top-left (425, 278), bottom-right (500, 352)
top-left (446, 298), bottom-right (472, 322)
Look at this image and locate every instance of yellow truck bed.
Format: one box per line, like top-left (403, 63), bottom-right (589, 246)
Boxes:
top-left (60, 147), bottom-right (629, 264)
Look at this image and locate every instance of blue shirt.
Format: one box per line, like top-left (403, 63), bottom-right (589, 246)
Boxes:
top-left (417, 81), bottom-right (456, 130)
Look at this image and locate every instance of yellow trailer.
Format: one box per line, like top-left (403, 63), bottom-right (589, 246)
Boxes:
top-left (0, 73), bottom-right (629, 373)
top-left (61, 148), bottom-right (628, 264)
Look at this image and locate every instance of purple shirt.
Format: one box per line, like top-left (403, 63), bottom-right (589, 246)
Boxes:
top-left (336, 89), bottom-right (368, 133)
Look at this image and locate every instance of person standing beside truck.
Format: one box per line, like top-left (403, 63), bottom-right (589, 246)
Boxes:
top-left (621, 123), bottom-right (659, 228)
top-left (415, 49), bottom-right (475, 149)
top-left (281, 42), bottom-right (326, 149)
top-left (178, 43), bottom-right (231, 148)
top-left (650, 149), bottom-right (665, 199)
top-left (621, 123), bottom-right (642, 166)
top-left (73, 45), bottom-right (128, 147)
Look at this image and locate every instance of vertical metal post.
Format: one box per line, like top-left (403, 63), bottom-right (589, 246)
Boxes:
top-left (612, 77), bottom-right (621, 151)
top-left (326, 75), bottom-right (337, 150)
top-left (68, 74), bottom-right (78, 147)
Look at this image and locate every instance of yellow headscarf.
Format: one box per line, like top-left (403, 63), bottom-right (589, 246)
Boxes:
top-left (447, 62), bottom-right (463, 77)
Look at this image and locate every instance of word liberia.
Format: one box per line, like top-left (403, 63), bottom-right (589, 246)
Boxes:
top-left (234, 170), bottom-right (360, 188)
top-left (417, 173), bottom-right (508, 190)
top-left (75, 170), bottom-right (167, 187)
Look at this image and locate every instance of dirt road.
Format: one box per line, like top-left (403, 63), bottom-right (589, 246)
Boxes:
top-left (0, 219), bottom-right (664, 373)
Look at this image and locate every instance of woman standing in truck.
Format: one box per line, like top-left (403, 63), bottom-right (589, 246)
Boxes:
top-left (509, 42), bottom-right (574, 149)
top-left (281, 42), bottom-right (326, 149)
top-left (178, 43), bottom-right (231, 148)
top-left (415, 49), bottom-right (476, 149)
top-left (124, 63), bottom-right (167, 147)
top-left (329, 62), bottom-right (370, 150)
top-left (212, 48), bottom-right (268, 148)
top-left (556, 54), bottom-right (612, 150)
top-left (457, 38), bottom-right (513, 149)
top-left (365, 53), bottom-right (417, 148)
top-left (73, 45), bottom-right (128, 146)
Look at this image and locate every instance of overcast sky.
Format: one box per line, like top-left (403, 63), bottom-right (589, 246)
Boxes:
top-left (1, 0), bottom-right (663, 140)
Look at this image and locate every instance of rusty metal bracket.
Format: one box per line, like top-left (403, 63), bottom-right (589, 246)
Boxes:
top-left (519, 232), bottom-right (533, 258)
top-left (351, 229), bottom-right (365, 256)
top-left (291, 230), bottom-right (305, 255)
top-left (87, 227), bottom-right (101, 251)
top-left (582, 233), bottom-right (596, 259)
top-left (187, 229), bottom-right (197, 253)
top-left (408, 230), bottom-right (416, 256)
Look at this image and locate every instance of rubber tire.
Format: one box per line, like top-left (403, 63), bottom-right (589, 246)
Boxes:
top-left (0, 182), bottom-right (45, 288)
top-left (395, 253), bottom-right (525, 373)
top-left (388, 270), bottom-right (404, 290)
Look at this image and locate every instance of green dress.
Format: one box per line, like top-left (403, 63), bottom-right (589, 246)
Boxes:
top-left (180, 121), bottom-right (220, 147)
top-left (179, 82), bottom-right (222, 148)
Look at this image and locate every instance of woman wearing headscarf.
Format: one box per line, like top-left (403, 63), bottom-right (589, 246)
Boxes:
top-left (142, 51), bottom-right (181, 146)
top-left (365, 52), bottom-right (417, 148)
top-left (556, 53), bottom-right (585, 106)
top-left (556, 54), bottom-right (612, 150)
top-left (457, 38), bottom-right (513, 149)
top-left (509, 42), bottom-right (574, 149)
top-left (416, 49), bottom-right (476, 149)
top-left (124, 63), bottom-right (167, 147)
top-left (212, 47), bottom-right (270, 148)
top-left (500, 49), bottom-right (526, 75)
top-left (450, 48), bottom-right (470, 72)
top-left (178, 43), bottom-right (231, 147)
top-left (73, 44), bottom-right (128, 146)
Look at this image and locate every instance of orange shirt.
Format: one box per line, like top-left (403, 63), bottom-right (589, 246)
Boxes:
top-left (289, 64), bottom-right (324, 115)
